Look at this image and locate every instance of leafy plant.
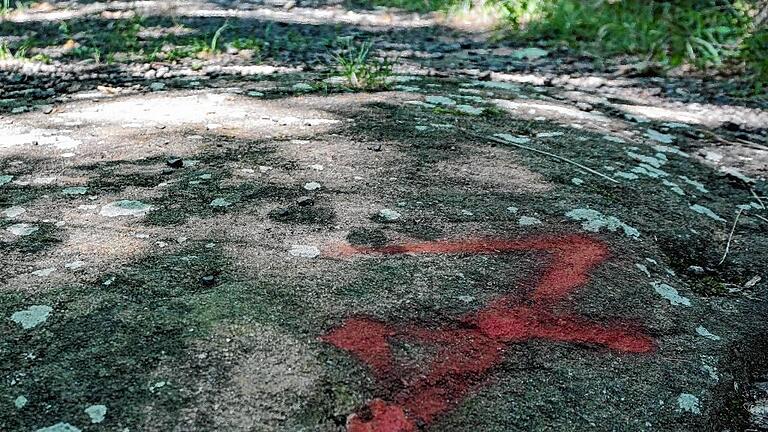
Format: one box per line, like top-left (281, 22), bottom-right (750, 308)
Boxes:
top-left (0, 0), bottom-right (24, 15)
top-left (491, 0), bottom-right (766, 90)
top-left (333, 38), bottom-right (393, 90)
top-left (346, 0), bottom-right (462, 13)
top-left (0, 41), bottom-right (11, 59)
top-left (0, 40), bottom-right (49, 62)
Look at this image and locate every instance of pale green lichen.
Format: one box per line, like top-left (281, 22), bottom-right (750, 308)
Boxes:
top-left (425, 95), bottom-right (456, 106)
top-left (518, 216), bottom-right (542, 226)
top-left (645, 128), bottom-right (676, 144)
top-left (394, 85), bottom-right (420, 92)
top-left (11, 305), bottom-right (53, 329)
top-left (35, 422), bottom-right (81, 432)
top-left (635, 263), bottom-right (651, 277)
top-left (679, 175), bottom-right (708, 193)
top-left (652, 282), bottom-right (691, 306)
top-left (14, 395), bottom-right (28, 409)
top-left (603, 135), bottom-right (626, 144)
top-left (62, 187), bottom-right (88, 195)
top-left (695, 325), bottom-right (721, 341)
top-left (662, 180), bottom-right (685, 196)
top-left (631, 164), bottom-right (669, 178)
top-left (654, 144), bottom-right (689, 158)
top-left (85, 404), bottom-right (107, 423)
top-left (455, 104), bottom-right (484, 115)
top-left (210, 198), bottom-right (232, 207)
top-left (292, 83), bottom-right (313, 92)
top-left (149, 381), bottom-right (167, 392)
top-left (677, 393), bottom-right (701, 414)
top-left (100, 200), bottom-right (154, 217)
top-left (701, 364), bottom-right (719, 382)
top-left (721, 166), bottom-right (755, 183)
top-left (690, 204), bottom-right (725, 222)
top-left (615, 171), bottom-right (639, 180)
top-left (626, 151), bottom-right (666, 168)
top-left (378, 208), bottom-right (401, 221)
top-left (494, 133), bottom-right (530, 144)
top-left (2, 205), bottom-right (26, 218)
top-left (510, 47), bottom-right (548, 60)
top-left (737, 202), bottom-right (763, 210)
top-left (6, 223), bottom-right (39, 236)
top-left (565, 208), bottom-right (639, 239)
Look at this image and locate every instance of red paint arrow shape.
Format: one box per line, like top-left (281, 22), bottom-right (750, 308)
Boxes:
top-left (324, 234), bottom-right (654, 432)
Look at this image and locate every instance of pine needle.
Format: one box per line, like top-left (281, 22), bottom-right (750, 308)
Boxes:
top-left (464, 130), bottom-right (620, 184)
top-left (718, 208), bottom-right (743, 266)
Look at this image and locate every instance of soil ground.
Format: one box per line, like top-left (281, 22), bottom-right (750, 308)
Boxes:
top-left (2, 2), bottom-right (768, 432)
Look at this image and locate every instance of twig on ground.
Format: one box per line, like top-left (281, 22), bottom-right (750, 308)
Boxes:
top-left (750, 188), bottom-right (766, 209)
top-left (464, 131), bottom-right (620, 184)
top-left (735, 137), bottom-right (768, 152)
top-left (719, 208), bottom-right (743, 266)
top-left (754, 214), bottom-right (768, 224)
top-left (707, 132), bottom-right (768, 152)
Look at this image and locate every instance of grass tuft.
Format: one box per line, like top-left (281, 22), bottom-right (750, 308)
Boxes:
top-left (333, 38), bottom-right (393, 90)
top-left (492, 0), bottom-right (767, 88)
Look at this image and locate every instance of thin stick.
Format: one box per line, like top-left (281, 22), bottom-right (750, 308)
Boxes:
top-left (465, 131), bottom-right (620, 184)
top-left (751, 188), bottom-right (766, 210)
top-left (735, 137), bottom-right (768, 152)
top-left (719, 208), bottom-right (743, 266)
top-left (755, 214), bottom-right (768, 224)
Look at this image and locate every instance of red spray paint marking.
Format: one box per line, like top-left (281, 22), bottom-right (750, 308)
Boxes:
top-left (324, 234), bottom-right (654, 432)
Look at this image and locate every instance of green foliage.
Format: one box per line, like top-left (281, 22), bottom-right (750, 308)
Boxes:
top-left (208, 20), bottom-right (230, 54)
top-left (740, 27), bottom-right (768, 89)
top-left (346, 0), bottom-right (463, 13)
top-left (0, 40), bottom-right (49, 62)
top-left (333, 38), bottom-right (393, 90)
top-left (493, 0), bottom-right (766, 87)
top-left (0, 41), bottom-right (11, 60)
top-left (0, 0), bottom-right (25, 15)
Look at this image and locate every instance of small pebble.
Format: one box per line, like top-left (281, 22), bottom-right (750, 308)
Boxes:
top-left (166, 158), bottom-right (184, 169)
top-left (289, 245), bottom-right (320, 258)
top-left (297, 196), bottom-right (314, 207)
top-left (378, 209), bottom-right (401, 221)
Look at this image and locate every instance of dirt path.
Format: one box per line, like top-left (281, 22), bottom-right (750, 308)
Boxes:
top-left (2, 2), bottom-right (768, 432)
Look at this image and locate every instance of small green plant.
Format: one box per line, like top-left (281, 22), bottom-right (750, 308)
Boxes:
top-left (209, 20), bottom-right (230, 54)
top-left (188, 20), bottom-right (233, 58)
top-left (333, 38), bottom-right (393, 90)
top-left (0, 42), bottom-right (11, 59)
top-left (0, 41), bottom-right (26, 60)
top-left (346, 0), bottom-right (462, 13)
top-left (0, 40), bottom-right (48, 62)
top-left (0, 0), bottom-right (21, 15)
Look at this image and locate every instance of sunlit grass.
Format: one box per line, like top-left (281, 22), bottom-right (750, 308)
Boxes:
top-left (491, 0), bottom-right (766, 87)
top-left (332, 38), bottom-right (393, 90)
top-left (0, 40), bottom-right (50, 62)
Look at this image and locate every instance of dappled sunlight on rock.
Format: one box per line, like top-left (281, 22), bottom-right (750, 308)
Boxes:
top-left (434, 145), bottom-right (553, 193)
top-left (58, 91), bottom-right (339, 128)
top-left (4, 0), bottom-right (440, 29)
